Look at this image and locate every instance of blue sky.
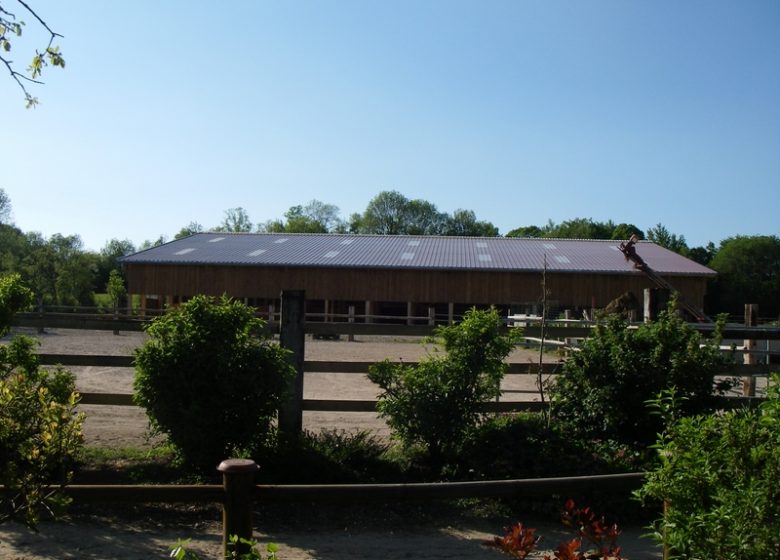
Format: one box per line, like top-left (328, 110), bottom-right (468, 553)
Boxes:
top-left (2, 1), bottom-right (778, 251)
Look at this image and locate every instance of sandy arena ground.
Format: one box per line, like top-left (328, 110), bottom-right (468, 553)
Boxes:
top-left (0, 328), bottom-right (661, 559)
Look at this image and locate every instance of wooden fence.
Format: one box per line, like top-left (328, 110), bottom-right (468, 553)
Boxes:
top-left (37, 354), bottom-right (773, 413)
top-left (56, 460), bottom-right (646, 556)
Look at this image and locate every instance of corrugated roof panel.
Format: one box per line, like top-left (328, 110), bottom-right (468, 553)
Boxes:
top-left (119, 233), bottom-right (715, 277)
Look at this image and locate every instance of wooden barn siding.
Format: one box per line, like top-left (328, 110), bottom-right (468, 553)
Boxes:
top-left (125, 264), bottom-right (708, 309)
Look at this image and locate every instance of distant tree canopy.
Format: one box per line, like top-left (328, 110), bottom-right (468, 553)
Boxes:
top-left (1, 1), bottom-right (65, 107)
top-left (349, 190), bottom-right (498, 236)
top-left (259, 200), bottom-right (345, 234)
top-left (505, 218), bottom-right (644, 241)
top-left (709, 235), bottom-right (780, 317)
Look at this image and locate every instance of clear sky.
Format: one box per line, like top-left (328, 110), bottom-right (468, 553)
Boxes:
top-left (2, 1), bottom-right (778, 252)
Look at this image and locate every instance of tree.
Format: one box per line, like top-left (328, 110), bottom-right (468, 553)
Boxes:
top-left (646, 223), bottom-right (689, 255)
top-left (214, 207), bottom-right (253, 233)
top-left (687, 241), bottom-right (717, 266)
top-left (138, 235), bottom-right (167, 250)
top-left (259, 200), bottom-right (344, 234)
top-left (0, 188), bottom-right (10, 224)
top-left (0, 1), bottom-right (65, 107)
top-left (708, 235), bottom-right (780, 316)
top-left (368, 308), bottom-right (520, 468)
top-left (47, 234), bottom-right (95, 306)
top-left (505, 225), bottom-right (544, 238)
top-left (404, 199), bottom-right (446, 235)
top-left (105, 269), bottom-right (126, 310)
top-left (95, 238), bottom-right (135, 295)
top-left (0, 274), bottom-right (83, 528)
top-left (443, 209), bottom-right (498, 237)
top-left (174, 221), bottom-right (204, 240)
top-left (354, 190), bottom-right (411, 234)
top-left (133, 295), bottom-right (295, 471)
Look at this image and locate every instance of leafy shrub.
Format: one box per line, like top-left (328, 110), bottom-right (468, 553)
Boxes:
top-left (454, 413), bottom-right (645, 481)
top-left (133, 295), bottom-right (295, 472)
top-left (258, 429), bottom-right (400, 484)
top-left (368, 307), bottom-right (520, 468)
top-left (548, 304), bottom-right (731, 449)
top-left (0, 274), bottom-right (84, 528)
top-left (636, 376), bottom-right (780, 559)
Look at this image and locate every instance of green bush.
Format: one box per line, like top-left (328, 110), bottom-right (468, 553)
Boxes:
top-left (133, 295), bottom-right (295, 472)
top-left (548, 304), bottom-right (731, 448)
top-left (454, 413), bottom-right (645, 481)
top-left (368, 307), bottom-right (519, 469)
top-left (0, 274), bottom-right (84, 528)
top-left (258, 429), bottom-right (399, 484)
top-left (636, 377), bottom-right (780, 558)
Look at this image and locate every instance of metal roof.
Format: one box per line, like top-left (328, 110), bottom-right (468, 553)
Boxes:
top-left (120, 233), bottom-right (716, 277)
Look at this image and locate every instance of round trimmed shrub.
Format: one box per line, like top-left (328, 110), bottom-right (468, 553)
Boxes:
top-left (133, 295), bottom-right (294, 472)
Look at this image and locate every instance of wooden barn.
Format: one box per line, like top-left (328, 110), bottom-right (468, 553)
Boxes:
top-left (120, 233), bottom-right (715, 323)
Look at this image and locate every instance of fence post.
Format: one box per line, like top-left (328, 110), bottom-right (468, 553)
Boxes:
top-left (279, 289), bottom-right (305, 435)
top-left (743, 304), bottom-right (758, 397)
top-left (218, 458), bottom-right (258, 557)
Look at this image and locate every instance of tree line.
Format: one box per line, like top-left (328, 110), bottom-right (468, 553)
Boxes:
top-left (0, 188), bottom-right (777, 316)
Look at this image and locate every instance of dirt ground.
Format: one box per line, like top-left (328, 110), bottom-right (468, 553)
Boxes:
top-left (0, 328), bottom-right (662, 559)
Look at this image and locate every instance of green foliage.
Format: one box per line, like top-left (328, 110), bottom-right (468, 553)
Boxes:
top-left (105, 269), bottom-right (126, 309)
top-left (368, 308), bottom-right (519, 467)
top-left (0, 274), bottom-right (83, 528)
top-left (548, 304), bottom-right (730, 448)
top-left (0, 1), bottom-right (65, 107)
top-left (455, 413), bottom-right (645, 482)
top-left (170, 536), bottom-right (279, 559)
top-left (258, 429), bottom-right (399, 484)
top-left (133, 295), bottom-right (295, 472)
top-left (709, 234), bottom-right (780, 316)
top-left (636, 375), bottom-right (780, 558)
top-left (0, 272), bottom-right (32, 331)
top-left (506, 219), bottom-right (643, 241)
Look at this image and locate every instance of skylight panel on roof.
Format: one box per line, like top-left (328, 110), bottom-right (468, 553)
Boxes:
top-left (340, 239), bottom-right (355, 245)
top-left (274, 238), bottom-right (289, 244)
top-left (175, 248), bottom-right (196, 255)
top-left (324, 251), bottom-right (339, 258)
top-left (554, 256), bottom-right (571, 264)
top-left (209, 237), bottom-right (225, 243)
top-left (609, 246), bottom-right (620, 251)
top-left (543, 243), bottom-right (557, 250)
top-left (401, 252), bottom-right (415, 260)
top-left (478, 254), bottom-right (492, 262)
top-left (476, 242), bottom-right (488, 248)
top-left (248, 249), bottom-right (266, 257)
top-left (408, 240), bottom-right (420, 246)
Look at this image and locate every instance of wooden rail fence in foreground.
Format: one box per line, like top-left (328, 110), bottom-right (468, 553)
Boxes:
top-left (55, 462), bottom-right (646, 556)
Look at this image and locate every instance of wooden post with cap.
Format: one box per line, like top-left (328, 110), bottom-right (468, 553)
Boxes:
top-left (218, 458), bottom-right (258, 557)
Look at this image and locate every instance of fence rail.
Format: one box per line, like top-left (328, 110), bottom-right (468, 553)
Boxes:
top-left (37, 353), bottom-right (771, 412)
top-left (13, 311), bottom-right (780, 341)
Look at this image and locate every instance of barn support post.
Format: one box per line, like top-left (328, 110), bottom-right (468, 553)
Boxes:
top-left (279, 290), bottom-right (305, 435)
top-left (743, 304), bottom-right (758, 397)
top-left (644, 288), bottom-right (670, 322)
top-left (448, 302), bottom-right (454, 325)
top-left (348, 305), bottom-right (355, 342)
top-left (365, 301), bottom-right (372, 323)
top-left (218, 459), bottom-right (258, 558)
top-left (407, 302), bottom-right (414, 325)
top-left (428, 306), bottom-right (435, 326)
